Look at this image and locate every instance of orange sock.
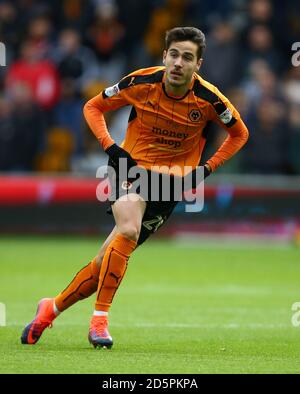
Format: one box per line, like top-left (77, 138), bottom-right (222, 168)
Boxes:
top-left (95, 234), bottom-right (137, 312)
top-left (55, 258), bottom-right (100, 312)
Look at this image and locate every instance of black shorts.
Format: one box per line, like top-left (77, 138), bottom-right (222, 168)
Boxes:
top-left (107, 158), bottom-right (184, 202)
top-left (107, 199), bottom-right (178, 246)
top-left (106, 159), bottom-right (179, 245)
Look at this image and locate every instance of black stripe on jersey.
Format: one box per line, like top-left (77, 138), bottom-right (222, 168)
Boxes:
top-left (134, 70), bottom-right (164, 85)
top-left (193, 79), bottom-right (218, 103)
top-left (128, 106), bottom-right (137, 122)
top-left (119, 70), bottom-right (164, 91)
top-left (119, 75), bottom-right (135, 90)
top-left (192, 79), bottom-right (237, 127)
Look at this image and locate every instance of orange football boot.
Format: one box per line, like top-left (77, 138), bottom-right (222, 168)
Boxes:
top-left (21, 298), bottom-right (57, 344)
top-left (88, 315), bottom-right (113, 349)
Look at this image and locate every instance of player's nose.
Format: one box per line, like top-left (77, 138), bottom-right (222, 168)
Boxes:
top-left (174, 57), bottom-right (183, 68)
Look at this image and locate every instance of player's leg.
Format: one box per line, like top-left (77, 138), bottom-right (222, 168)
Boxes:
top-left (54, 226), bottom-right (118, 312)
top-left (89, 194), bottom-right (146, 349)
top-left (20, 226), bottom-right (118, 345)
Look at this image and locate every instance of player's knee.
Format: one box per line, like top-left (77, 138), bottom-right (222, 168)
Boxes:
top-left (118, 224), bottom-right (140, 241)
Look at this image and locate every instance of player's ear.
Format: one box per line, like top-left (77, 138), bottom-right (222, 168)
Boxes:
top-left (197, 58), bottom-right (203, 71)
top-left (162, 50), bottom-right (167, 65)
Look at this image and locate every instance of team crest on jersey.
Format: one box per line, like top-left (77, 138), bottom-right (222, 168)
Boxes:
top-left (189, 109), bottom-right (202, 123)
top-left (121, 181), bottom-right (133, 190)
top-left (104, 83), bottom-right (120, 97)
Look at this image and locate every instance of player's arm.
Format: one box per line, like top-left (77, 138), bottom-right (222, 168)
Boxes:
top-left (186, 91), bottom-right (248, 189)
top-left (205, 92), bottom-right (249, 173)
top-left (83, 83), bottom-right (136, 167)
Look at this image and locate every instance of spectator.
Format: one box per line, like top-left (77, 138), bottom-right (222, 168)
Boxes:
top-left (53, 78), bottom-right (85, 155)
top-left (85, 0), bottom-right (125, 83)
top-left (186, 0), bottom-right (240, 31)
top-left (6, 40), bottom-right (60, 110)
top-left (115, 0), bottom-right (155, 71)
top-left (242, 98), bottom-right (290, 174)
top-left (200, 20), bottom-right (242, 91)
top-left (244, 0), bottom-right (288, 57)
top-left (52, 28), bottom-right (102, 93)
top-left (0, 82), bottom-right (46, 171)
top-left (54, 0), bottom-right (94, 33)
top-left (26, 15), bottom-right (54, 60)
top-left (242, 24), bottom-right (284, 74)
top-left (241, 60), bottom-right (282, 105)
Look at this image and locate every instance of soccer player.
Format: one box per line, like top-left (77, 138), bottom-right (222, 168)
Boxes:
top-left (21, 27), bottom-right (249, 349)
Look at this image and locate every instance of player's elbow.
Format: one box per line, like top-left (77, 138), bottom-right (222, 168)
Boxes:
top-left (234, 123), bottom-right (249, 146)
top-left (232, 119), bottom-right (249, 146)
top-left (83, 97), bottom-right (103, 120)
top-left (242, 126), bottom-right (250, 145)
top-left (239, 118), bottom-right (250, 144)
top-left (83, 99), bottom-right (92, 120)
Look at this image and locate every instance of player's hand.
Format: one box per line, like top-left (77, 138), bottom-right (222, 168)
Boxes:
top-left (105, 143), bottom-right (137, 169)
top-left (183, 163), bottom-right (211, 190)
top-left (203, 163), bottom-right (211, 179)
top-left (192, 163), bottom-right (211, 187)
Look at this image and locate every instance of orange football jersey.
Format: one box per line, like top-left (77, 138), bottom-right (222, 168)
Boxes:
top-left (84, 66), bottom-right (249, 176)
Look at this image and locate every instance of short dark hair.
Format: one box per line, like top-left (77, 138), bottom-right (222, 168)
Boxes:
top-left (165, 27), bottom-right (206, 59)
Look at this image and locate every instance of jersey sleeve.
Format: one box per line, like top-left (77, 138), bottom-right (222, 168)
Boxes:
top-left (83, 76), bottom-right (135, 150)
top-left (205, 87), bottom-right (249, 172)
top-left (83, 67), bottom-right (165, 151)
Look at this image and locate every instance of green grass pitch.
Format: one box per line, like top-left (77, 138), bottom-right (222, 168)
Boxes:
top-left (1, 236), bottom-right (300, 374)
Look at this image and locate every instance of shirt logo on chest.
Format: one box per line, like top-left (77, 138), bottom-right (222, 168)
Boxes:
top-left (189, 109), bottom-right (202, 123)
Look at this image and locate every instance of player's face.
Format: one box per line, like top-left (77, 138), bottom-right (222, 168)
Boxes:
top-left (163, 41), bottom-right (202, 90)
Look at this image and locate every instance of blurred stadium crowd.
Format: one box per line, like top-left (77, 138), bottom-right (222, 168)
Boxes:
top-left (0, 0), bottom-right (299, 175)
